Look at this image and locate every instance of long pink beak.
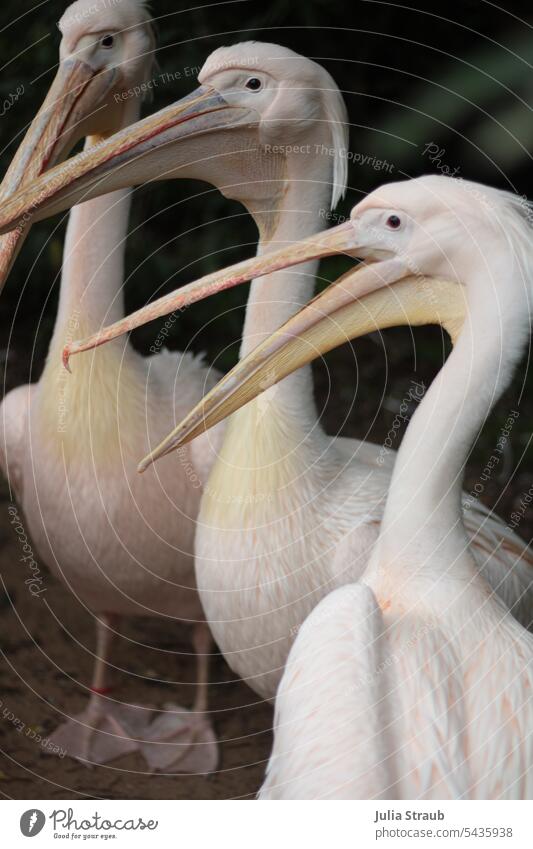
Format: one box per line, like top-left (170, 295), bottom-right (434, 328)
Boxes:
top-left (0, 57), bottom-right (117, 292)
top-left (61, 220), bottom-right (358, 370)
top-left (0, 86), bottom-right (258, 245)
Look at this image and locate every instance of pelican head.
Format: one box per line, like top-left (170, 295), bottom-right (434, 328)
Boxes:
top-left (0, 0), bottom-right (156, 287)
top-left (195, 42), bottom-right (348, 211)
top-left (1, 0), bottom-right (156, 193)
top-left (100, 174), bottom-right (531, 469)
top-left (57, 0), bottom-right (156, 134)
top-left (0, 42), bottom-right (347, 241)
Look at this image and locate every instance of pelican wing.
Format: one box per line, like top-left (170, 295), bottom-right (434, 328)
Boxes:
top-left (464, 613), bottom-right (533, 799)
top-left (259, 583), bottom-right (393, 799)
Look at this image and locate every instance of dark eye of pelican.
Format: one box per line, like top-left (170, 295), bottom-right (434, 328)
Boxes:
top-left (245, 77), bottom-right (262, 91)
top-left (101, 34), bottom-right (114, 48)
top-left (386, 214), bottom-right (401, 230)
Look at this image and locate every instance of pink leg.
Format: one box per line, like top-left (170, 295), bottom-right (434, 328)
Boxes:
top-left (90, 612), bottom-right (116, 694)
top-left (140, 622), bottom-right (219, 774)
top-left (44, 614), bottom-right (147, 765)
top-left (191, 621), bottom-right (212, 714)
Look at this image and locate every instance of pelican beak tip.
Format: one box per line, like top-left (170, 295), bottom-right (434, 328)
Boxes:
top-left (62, 345), bottom-right (72, 373)
top-left (137, 457), bottom-right (151, 474)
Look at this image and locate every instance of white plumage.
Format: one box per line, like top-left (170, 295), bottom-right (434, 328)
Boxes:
top-left (0, 0), bottom-right (222, 772)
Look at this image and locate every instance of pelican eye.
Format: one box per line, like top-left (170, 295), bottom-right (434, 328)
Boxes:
top-left (101, 34), bottom-right (115, 48)
top-left (245, 77), bottom-right (262, 91)
top-left (386, 214), bottom-right (401, 230)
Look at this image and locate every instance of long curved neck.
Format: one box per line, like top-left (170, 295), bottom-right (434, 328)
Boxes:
top-left (47, 100), bottom-right (141, 365)
top-left (240, 151), bottom-right (334, 424)
top-left (379, 259), bottom-right (528, 571)
top-left (50, 187), bottom-right (132, 347)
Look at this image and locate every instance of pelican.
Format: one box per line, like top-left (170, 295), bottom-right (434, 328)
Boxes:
top-left (0, 0), bottom-right (225, 772)
top-left (138, 176), bottom-right (533, 798)
top-left (0, 48), bottom-right (531, 706)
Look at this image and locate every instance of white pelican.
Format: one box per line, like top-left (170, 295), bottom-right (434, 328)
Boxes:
top-left (0, 0), bottom-right (227, 772)
top-left (0, 49), bottom-right (531, 706)
top-left (143, 176), bottom-right (533, 799)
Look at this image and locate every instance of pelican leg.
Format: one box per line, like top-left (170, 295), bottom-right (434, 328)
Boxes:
top-left (140, 622), bottom-right (218, 774)
top-left (44, 614), bottom-right (146, 765)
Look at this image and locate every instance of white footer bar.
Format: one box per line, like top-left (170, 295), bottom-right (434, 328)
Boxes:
top-left (2, 799), bottom-right (530, 848)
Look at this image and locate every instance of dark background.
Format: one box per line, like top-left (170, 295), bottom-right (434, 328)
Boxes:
top-left (0, 0), bottom-right (532, 799)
